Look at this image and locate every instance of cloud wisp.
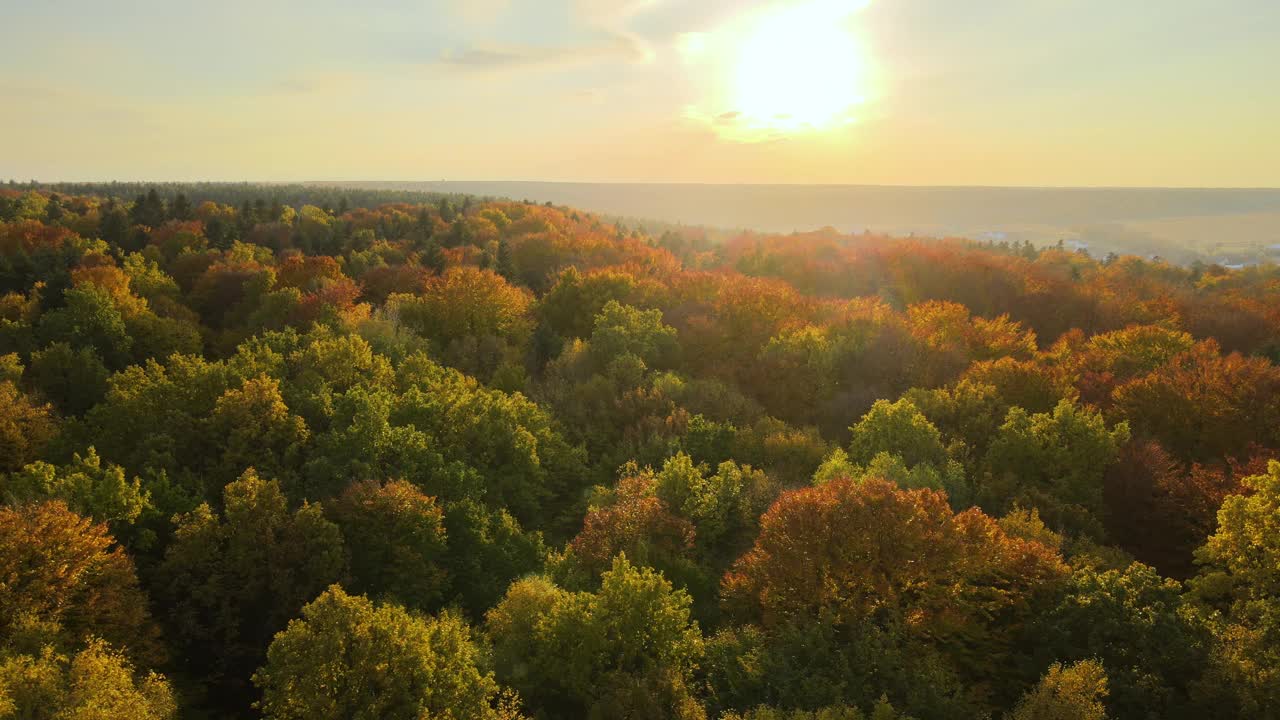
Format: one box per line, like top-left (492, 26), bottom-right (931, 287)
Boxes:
top-left (438, 35), bottom-right (646, 71)
top-left (436, 0), bottom-right (661, 72)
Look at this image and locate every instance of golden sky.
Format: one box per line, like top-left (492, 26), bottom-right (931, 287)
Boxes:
top-left (3, 0), bottom-right (1278, 186)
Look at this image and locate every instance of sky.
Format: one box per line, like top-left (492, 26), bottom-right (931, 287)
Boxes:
top-left (2, 0), bottom-right (1278, 187)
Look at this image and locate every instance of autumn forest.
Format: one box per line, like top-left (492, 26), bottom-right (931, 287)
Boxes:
top-left (2, 182), bottom-right (1279, 720)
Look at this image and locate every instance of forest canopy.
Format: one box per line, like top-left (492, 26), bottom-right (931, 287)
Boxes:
top-left (2, 181), bottom-right (1280, 719)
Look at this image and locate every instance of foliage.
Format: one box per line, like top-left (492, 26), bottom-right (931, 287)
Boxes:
top-left (1188, 461), bottom-right (1280, 715)
top-left (0, 381), bottom-right (57, 472)
top-left (253, 585), bottom-right (523, 720)
top-left (0, 630), bottom-right (177, 720)
top-left (1006, 660), bottom-right (1109, 720)
top-left (153, 470), bottom-right (346, 708)
top-left (723, 478), bottom-right (1068, 711)
top-left (1027, 563), bottom-right (1211, 719)
top-left (325, 479), bottom-right (449, 610)
top-left (718, 699), bottom-right (909, 720)
top-left (6, 184), bottom-right (1280, 719)
top-left (488, 556), bottom-right (705, 719)
top-left (2, 447), bottom-right (149, 529)
top-left (983, 400), bottom-right (1129, 538)
top-left (0, 502), bottom-right (161, 662)
top-left (848, 398), bottom-right (948, 469)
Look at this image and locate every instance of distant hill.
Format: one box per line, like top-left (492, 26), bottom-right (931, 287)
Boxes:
top-left (314, 181), bottom-right (1280, 264)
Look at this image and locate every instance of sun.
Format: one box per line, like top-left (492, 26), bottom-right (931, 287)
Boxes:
top-left (731, 1), bottom-right (869, 134)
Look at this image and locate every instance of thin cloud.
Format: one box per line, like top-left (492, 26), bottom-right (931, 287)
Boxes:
top-left (438, 46), bottom-right (556, 69)
top-left (438, 35), bottom-right (642, 71)
top-left (575, 0), bottom-right (663, 61)
top-left (267, 72), bottom-right (361, 97)
top-left (683, 107), bottom-right (796, 145)
top-left (436, 0), bottom-right (661, 73)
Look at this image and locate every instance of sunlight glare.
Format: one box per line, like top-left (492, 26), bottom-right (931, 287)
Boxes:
top-left (731, 0), bottom-right (870, 134)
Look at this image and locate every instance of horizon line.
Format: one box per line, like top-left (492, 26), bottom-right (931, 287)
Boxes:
top-left (10, 179), bottom-right (1280, 192)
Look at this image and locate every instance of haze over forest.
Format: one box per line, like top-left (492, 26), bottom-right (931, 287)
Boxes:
top-left (324, 181), bottom-right (1280, 263)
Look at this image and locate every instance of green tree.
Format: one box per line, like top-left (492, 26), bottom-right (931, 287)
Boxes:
top-left (1188, 461), bottom-right (1280, 715)
top-left (437, 198), bottom-right (457, 223)
top-left (651, 453), bottom-right (778, 564)
top-left (325, 479), bottom-right (449, 610)
top-left (702, 620), bottom-right (969, 719)
top-left (11, 191), bottom-right (48, 220)
top-left (207, 375), bottom-right (309, 493)
top-left (755, 324), bottom-right (846, 431)
top-left (393, 353), bottom-right (587, 529)
top-left (83, 352), bottom-right (242, 496)
top-left (26, 342), bottom-right (109, 415)
top-left (296, 383), bottom-right (484, 502)
top-left (983, 400), bottom-right (1129, 538)
top-left (858, 451), bottom-right (968, 501)
top-left (0, 354), bottom-right (21, 385)
top-left (3, 447), bottom-right (149, 530)
top-left (421, 238), bottom-right (446, 273)
top-left (588, 300), bottom-right (680, 372)
top-left (497, 236), bottom-right (517, 281)
top-left (1028, 563), bottom-right (1210, 719)
top-left (812, 447), bottom-right (859, 485)
top-left (488, 556), bottom-right (705, 719)
top-left (0, 630), bottom-right (177, 720)
top-left (153, 470), bottom-right (346, 709)
top-left (848, 398), bottom-right (947, 469)
top-left (1006, 660), bottom-right (1109, 720)
top-left (253, 585), bottom-right (522, 720)
top-left (129, 189), bottom-right (165, 228)
top-left (123, 308), bottom-right (203, 365)
top-left (904, 379), bottom-right (1007, 457)
top-left (170, 192), bottom-right (192, 221)
top-left (537, 266), bottom-right (640, 340)
top-left (442, 499), bottom-right (547, 615)
top-left (43, 193), bottom-right (64, 222)
top-left (98, 200), bottom-right (132, 248)
top-left (36, 285), bottom-right (133, 369)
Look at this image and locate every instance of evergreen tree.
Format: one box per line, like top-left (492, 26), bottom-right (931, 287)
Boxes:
top-left (170, 192), bottom-right (192, 221)
top-left (99, 198), bottom-right (131, 247)
top-left (497, 237), bottom-right (516, 281)
top-left (44, 193), bottom-right (65, 222)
